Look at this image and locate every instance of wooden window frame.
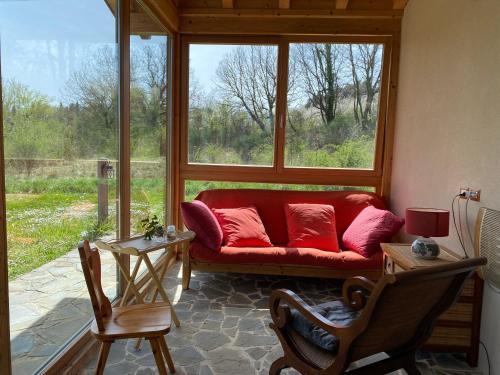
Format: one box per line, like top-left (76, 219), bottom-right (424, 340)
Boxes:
top-left (176, 33), bottom-right (398, 222)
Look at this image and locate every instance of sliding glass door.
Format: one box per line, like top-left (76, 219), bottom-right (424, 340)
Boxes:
top-left (0, 1), bottom-right (119, 372)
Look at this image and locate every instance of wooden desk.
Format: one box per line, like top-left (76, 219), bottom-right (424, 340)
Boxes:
top-left (381, 243), bottom-right (484, 367)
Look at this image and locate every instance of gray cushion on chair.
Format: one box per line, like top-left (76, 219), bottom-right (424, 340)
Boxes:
top-left (290, 300), bottom-right (358, 353)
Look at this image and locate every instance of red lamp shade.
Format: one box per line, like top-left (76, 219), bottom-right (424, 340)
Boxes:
top-left (405, 208), bottom-right (449, 238)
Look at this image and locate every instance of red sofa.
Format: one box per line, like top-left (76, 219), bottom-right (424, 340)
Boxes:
top-left (182, 189), bottom-right (386, 289)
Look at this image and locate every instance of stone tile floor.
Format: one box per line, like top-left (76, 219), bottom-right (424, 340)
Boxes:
top-left (81, 263), bottom-right (482, 375)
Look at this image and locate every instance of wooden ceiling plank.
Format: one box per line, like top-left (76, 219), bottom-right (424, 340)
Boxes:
top-left (222, 0), bottom-right (234, 8)
top-left (279, 0), bottom-right (290, 9)
top-left (179, 8), bottom-right (403, 19)
top-left (393, 0), bottom-right (409, 10)
top-left (180, 16), bottom-right (399, 35)
top-left (335, 0), bottom-right (349, 10)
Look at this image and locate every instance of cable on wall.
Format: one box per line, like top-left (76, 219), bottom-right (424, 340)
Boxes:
top-left (451, 194), bottom-right (468, 258)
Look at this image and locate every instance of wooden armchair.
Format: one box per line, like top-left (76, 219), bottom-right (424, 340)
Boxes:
top-left (78, 240), bottom-right (176, 375)
top-left (269, 257), bottom-right (487, 375)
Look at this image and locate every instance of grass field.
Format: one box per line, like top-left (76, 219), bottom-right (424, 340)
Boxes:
top-left (6, 174), bottom-right (372, 280)
top-left (6, 176), bottom-right (164, 280)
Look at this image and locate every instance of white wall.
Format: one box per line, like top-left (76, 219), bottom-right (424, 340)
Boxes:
top-left (391, 0), bottom-right (500, 373)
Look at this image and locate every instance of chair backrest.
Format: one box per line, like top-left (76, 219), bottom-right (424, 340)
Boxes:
top-left (349, 257), bottom-right (486, 361)
top-left (78, 240), bottom-right (112, 331)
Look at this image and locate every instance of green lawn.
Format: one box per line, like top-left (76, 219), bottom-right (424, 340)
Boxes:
top-left (6, 177), bottom-right (164, 280)
top-left (5, 175), bottom-right (372, 280)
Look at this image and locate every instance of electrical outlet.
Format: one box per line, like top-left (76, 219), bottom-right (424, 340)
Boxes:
top-left (459, 187), bottom-right (481, 202)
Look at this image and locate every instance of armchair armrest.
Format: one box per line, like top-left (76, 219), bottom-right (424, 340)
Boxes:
top-left (268, 289), bottom-right (350, 338)
top-left (342, 276), bottom-right (375, 311)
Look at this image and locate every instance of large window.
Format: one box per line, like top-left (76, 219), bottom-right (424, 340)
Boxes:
top-left (130, 35), bottom-right (170, 234)
top-left (0, 0), bottom-right (119, 372)
top-left (181, 36), bottom-right (391, 204)
top-left (188, 44), bottom-right (278, 166)
top-left (0, 0), bottom-right (173, 372)
top-left (286, 43), bottom-right (383, 169)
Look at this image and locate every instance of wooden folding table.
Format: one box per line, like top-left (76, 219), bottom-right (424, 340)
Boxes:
top-left (96, 231), bottom-right (195, 329)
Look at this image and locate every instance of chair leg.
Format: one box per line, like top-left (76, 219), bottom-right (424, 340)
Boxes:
top-left (159, 335), bottom-right (176, 373)
top-left (270, 357), bottom-right (289, 375)
top-left (95, 341), bottom-right (112, 375)
top-left (149, 337), bottom-right (168, 375)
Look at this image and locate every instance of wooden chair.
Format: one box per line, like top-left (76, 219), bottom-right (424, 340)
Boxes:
top-left (269, 257), bottom-right (487, 375)
top-left (78, 240), bottom-right (176, 375)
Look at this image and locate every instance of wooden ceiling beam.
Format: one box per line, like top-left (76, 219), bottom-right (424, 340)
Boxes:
top-left (180, 16), bottom-right (400, 35)
top-left (179, 8), bottom-right (403, 19)
top-left (279, 0), bottom-right (290, 9)
top-left (392, 0), bottom-right (409, 10)
top-left (335, 0), bottom-right (349, 10)
top-left (131, 12), bottom-right (166, 35)
top-left (222, 0), bottom-right (234, 8)
top-left (138, 0), bottom-right (179, 32)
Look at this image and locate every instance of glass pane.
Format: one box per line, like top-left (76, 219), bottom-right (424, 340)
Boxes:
top-left (188, 44), bottom-right (278, 166)
top-left (0, 0), bottom-right (118, 372)
top-left (130, 35), bottom-right (169, 235)
top-left (286, 43), bottom-right (383, 169)
top-left (129, 1), bottom-right (170, 275)
top-left (185, 180), bottom-right (373, 202)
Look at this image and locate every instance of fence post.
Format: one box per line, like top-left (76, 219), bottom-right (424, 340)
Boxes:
top-left (97, 159), bottom-right (109, 224)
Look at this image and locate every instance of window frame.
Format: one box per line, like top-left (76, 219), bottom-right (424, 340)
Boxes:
top-left (179, 34), bottom-right (394, 198)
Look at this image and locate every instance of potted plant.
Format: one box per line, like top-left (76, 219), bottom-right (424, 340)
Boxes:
top-left (141, 215), bottom-right (164, 240)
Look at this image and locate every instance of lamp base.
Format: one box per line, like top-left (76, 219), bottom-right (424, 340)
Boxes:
top-left (411, 237), bottom-right (440, 259)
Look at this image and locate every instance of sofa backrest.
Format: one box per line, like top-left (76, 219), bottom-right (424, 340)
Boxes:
top-left (195, 189), bottom-right (386, 246)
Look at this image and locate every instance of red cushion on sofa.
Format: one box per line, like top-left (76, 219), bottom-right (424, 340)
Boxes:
top-left (342, 205), bottom-right (405, 257)
top-left (285, 203), bottom-right (340, 252)
top-left (212, 207), bottom-right (272, 247)
top-left (181, 200), bottom-right (223, 250)
top-left (195, 189), bottom-right (386, 245)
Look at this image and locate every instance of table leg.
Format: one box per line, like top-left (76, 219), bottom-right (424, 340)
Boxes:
top-left (150, 245), bottom-right (175, 303)
top-left (142, 254), bottom-right (180, 327)
top-left (111, 252), bottom-right (145, 305)
top-left (120, 257), bottom-right (143, 307)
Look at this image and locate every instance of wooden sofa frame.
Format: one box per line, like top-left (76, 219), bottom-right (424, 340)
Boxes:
top-left (181, 246), bottom-right (382, 289)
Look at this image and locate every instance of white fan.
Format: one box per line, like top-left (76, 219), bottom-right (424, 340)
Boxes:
top-left (475, 207), bottom-right (500, 289)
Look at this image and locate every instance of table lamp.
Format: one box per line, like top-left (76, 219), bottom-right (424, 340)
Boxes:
top-left (405, 208), bottom-right (450, 259)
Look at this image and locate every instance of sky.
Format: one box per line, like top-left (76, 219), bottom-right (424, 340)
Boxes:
top-left (0, 0), bottom-right (191, 102)
top-left (189, 44), bottom-right (238, 94)
top-left (0, 0), bottom-right (229, 103)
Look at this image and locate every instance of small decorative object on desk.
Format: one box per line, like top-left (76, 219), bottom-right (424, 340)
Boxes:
top-left (166, 224), bottom-right (176, 240)
top-left (405, 208), bottom-right (450, 259)
top-left (141, 215), bottom-right (164, 241)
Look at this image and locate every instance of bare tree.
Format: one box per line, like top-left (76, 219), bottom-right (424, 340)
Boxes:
top-left (294, 43), bottom-right (344, 127)
top-left (133, 43), bottom-right (169, 156)
top-left (216, 46), bottom-right (278, 136)
top-left (65, 46), bottom-right (117, 132)
top-left (348, 44), bottom-right (381, 134)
